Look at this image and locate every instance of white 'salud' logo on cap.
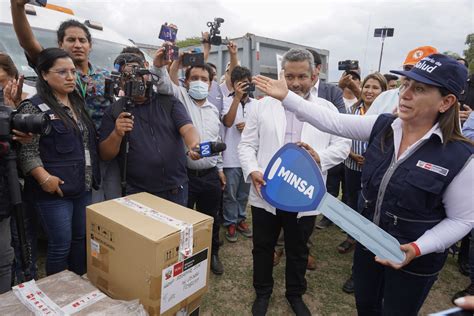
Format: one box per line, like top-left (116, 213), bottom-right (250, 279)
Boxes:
top-left (415, 57), bottom-right (442, 74)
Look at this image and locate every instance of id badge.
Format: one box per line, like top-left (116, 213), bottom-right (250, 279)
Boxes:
top-left (85, 149), bottom-right (91, 167)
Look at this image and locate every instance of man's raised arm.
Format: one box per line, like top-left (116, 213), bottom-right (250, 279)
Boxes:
top-left (11, 0), bottom-right (43, 65)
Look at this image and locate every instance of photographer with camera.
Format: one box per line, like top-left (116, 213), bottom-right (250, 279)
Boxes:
top-left (153, 48), bottom-right (227, 275)
top-left (0, 53), bottom-right (35, 290)
top-left (99, 52), bottom-right (200, 206)
top-left (221, 66), bottom-right (256, 243)
top-left (17, 48), bottom-right (100, 276)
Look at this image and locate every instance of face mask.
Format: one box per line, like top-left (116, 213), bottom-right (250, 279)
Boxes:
top-left (188, 80), bottom-right (209, 100)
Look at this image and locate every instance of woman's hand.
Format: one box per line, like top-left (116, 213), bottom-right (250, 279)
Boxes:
top-left (40, 175), bottom-right (64, 197)
top-left (455, 296), bottom-right (474, 311)
top-left (253, 73), bottom-right (289, 101)
top-left (350, 152), bottom-right (365, 166)
top-left (12, 129), bottom-right (33, 144)
top-left (3, 76), bottom-right (24, 108)
top-left (374, 243), bottom-right (417, 269)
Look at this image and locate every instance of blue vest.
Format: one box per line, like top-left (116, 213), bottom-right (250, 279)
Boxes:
top-left (361, 114), bottom-right (474, 275)
top-left (25, 95), bottom-right (100, 200)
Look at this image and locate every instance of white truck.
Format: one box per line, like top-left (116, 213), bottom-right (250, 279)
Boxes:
top-left (0, 2), bottom-right (148, 87)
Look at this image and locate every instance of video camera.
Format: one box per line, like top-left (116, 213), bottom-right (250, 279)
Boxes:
top-left (338, 60), bottom-right (359, 72)
top-left (0, 88), bottom-right (51, 156)
top-left (105, 54), bottom-right (153, 99)
top-left (206, 17), bottom-right (229, 46)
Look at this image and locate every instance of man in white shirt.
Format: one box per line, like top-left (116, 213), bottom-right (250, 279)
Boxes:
top-left (153, 54), bottom-right (226, 276)
top-left (239, 48), bottom-right (350, 316)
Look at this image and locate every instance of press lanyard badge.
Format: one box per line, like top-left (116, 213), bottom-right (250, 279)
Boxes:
top-left (85, 149), bottom-right (91, 166)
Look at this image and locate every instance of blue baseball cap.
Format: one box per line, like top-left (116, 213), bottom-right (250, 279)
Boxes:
top-left (390, 54), bottom-right (467, 99)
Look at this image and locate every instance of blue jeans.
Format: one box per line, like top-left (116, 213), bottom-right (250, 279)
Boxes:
top-left (0, 217), bottom-right (14, 293)
top-left (35, 191), bottom-right (91, 276)
top-left (223, 168), bottom-right (250, 226)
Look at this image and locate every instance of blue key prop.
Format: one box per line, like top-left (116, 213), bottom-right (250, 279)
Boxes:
top-left (262, 143), bottom-right (406, 264)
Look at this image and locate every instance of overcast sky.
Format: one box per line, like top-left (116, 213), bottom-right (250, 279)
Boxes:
top-left (55, 0), bottom-right (473, 81)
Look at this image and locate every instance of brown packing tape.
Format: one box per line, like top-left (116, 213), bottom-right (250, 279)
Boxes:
top-left (149, 275), bottom-right (161, 300)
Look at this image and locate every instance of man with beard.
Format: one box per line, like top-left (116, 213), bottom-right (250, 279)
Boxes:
top-left (239, 48), bottom-right (350, 315)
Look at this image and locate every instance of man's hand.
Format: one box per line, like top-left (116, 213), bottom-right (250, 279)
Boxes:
top-left (374, 243), bottom-right (416, 269)
top-left (114, 112), bottom-right (134, 137)
top-left (11, 0), bottom-right (29, 7)
top-left (253, 73), bottom-right (289, 101)
top-left (12, 129), bottom-right (33, 144)
top-left (4, 75), bottom-right (24, 108)
top-left (460, 104), bottom-right (473, 122)
top-left (153, 47), bottom-right (171, 68)
top-left (297, 142), bottom-right (320, 164)
top-left (236, 122), bottom-right (245, 132)
top-left (218, 170), bottom-right (226, 190)
top-left (234, 81), bottom-right (248, 100)
top-left (228, 41), bottom-right (237, 55)
top-left (338, 74), bottom-right (352, 90)
top-left (187, 141), bottom-right (201, 161)
top-left (250, 171), bottom-right (266, 197)
top-left (40, 174), bottom-right (64, 197)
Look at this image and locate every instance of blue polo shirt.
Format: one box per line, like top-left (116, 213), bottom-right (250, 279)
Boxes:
top-left (99, 94), bottom-right (192, 193)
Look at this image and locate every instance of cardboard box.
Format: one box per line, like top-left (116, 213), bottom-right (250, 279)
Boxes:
top-left (86, 193), bottom-right (213, 315)
top-left (0, 270), bottom-right (147, 315)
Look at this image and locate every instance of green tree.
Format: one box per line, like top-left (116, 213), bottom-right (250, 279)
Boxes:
top-left (443, 50), bottom-right (461, 58)
top-left (176, 37), bottom-right (201, 48)
top-left (464, 33), bottom-right (474, 74)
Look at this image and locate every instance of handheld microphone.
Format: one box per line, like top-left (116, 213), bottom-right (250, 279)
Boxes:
top-left (193, 141), bottom-right (227, 157)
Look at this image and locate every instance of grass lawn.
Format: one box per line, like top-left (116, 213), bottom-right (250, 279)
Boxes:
top-left (201, 214), bottom-right (468, 316)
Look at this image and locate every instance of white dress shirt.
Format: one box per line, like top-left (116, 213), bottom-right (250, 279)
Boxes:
top-left (238, 92), bottom-right (351, 218)
top-left (152, 66), bottom-right (223, 171)
top-left (282, 90), bottom-right (474, 256)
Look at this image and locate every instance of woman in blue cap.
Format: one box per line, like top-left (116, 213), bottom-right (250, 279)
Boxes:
top-left (253, 54), bottom-right (473, 315)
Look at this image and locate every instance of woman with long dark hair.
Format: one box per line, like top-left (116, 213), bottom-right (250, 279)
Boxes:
top-left (254, 54), bottom-right (473, 315)
top-left (18, 47), bottom-right (100, 276)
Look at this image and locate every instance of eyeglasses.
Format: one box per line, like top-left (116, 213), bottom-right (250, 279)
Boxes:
top-left (48, 69), bottom-right (77, 78)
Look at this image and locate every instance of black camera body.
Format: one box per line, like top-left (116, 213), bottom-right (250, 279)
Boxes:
top-left (338, 60), bottom-right (359, 72)
top-left (0, 89), bottom-right (51, 155)
top-left (206, 17), bottom-right (229, 46)
top-left (245, 83), bottom-right (255, 93)
top-left (182, 52), bottom-right (205, 67)
top-left (105, 66), bottom-right (152, 99)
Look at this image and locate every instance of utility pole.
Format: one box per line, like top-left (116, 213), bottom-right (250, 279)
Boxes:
top-left (374, 27), bottom-right (394, 72)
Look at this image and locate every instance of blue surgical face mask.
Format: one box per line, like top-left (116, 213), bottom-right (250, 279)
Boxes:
top-left (188, 80), bottom-right (209, 100)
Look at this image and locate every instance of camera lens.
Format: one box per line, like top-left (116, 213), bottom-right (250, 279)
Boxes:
top-left (11, 112), bottom-right (51, 135)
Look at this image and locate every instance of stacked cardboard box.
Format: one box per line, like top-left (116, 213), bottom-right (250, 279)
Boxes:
top-left (86, 193), bottom-right (213, 315)
top-left (0, 270), bottom-right (147, 315)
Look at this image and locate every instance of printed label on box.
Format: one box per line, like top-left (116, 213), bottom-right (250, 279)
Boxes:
top-left (160, 248), bottom-right (208, 314)
top-left (90, 238), bottom-right (100, 258)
